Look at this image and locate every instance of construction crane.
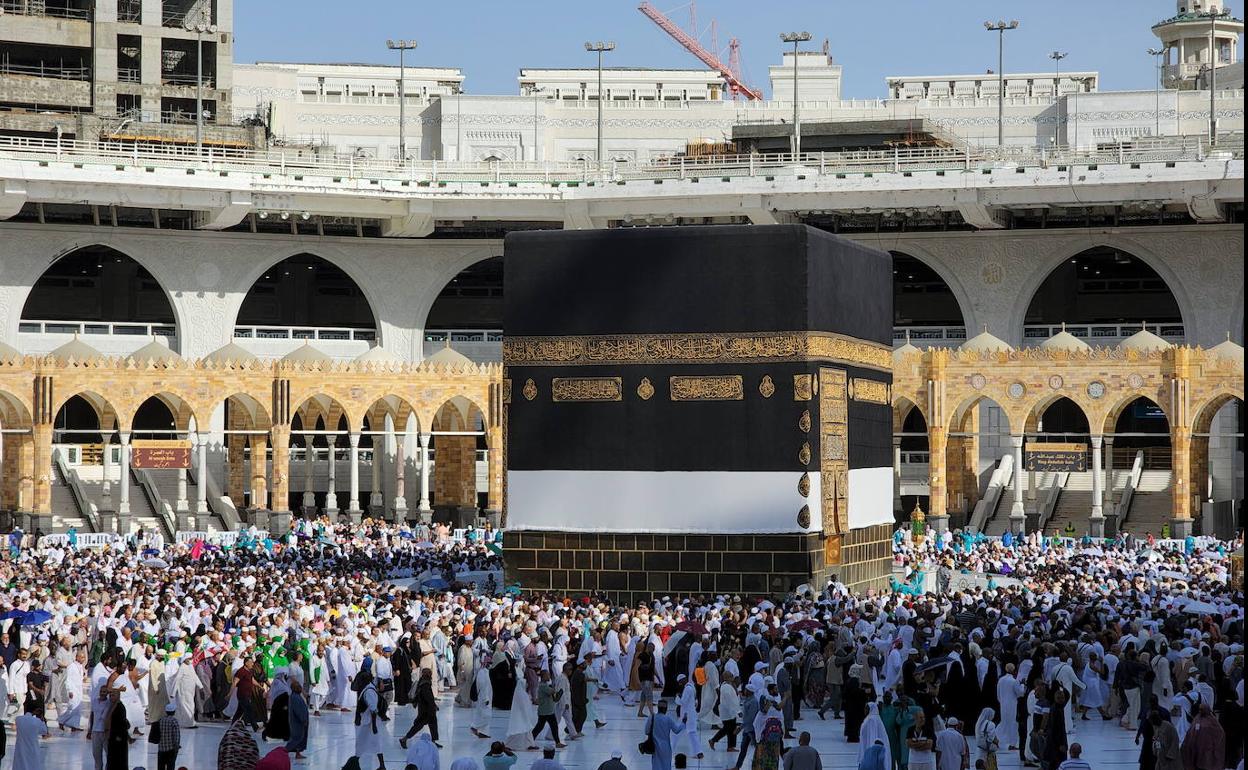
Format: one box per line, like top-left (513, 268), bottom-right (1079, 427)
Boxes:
top-left (637, 2), bottom-right (763, 101)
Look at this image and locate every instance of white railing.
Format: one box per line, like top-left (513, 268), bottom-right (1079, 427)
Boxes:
top-left (894, 326), bottom-right (967, 343)
top-left (19, 320), bottom-right (176, 338)
top-left (0, 133), bottom-right (1239, 185)
top-left (900, 451), bottom-right (930, 465)
top-left (1036, 472), bottom-right (1071, 531)
top-left (1114, 451), bottom-right (1146, 529)
top-left (970, 453), bottom-right (1014, 533)
top-left (133, 468), bottom-right (176, 540)
top-left (424, 329), bottom-right (504, 344)
top-left (1023, 323), bottom-right (1186, 343)
top-left (233, 325), bottom-right (376, 342)
top-left (175, 529), bottom-right (266, 546)
top-left (53, 448), bottom-right (99, 531)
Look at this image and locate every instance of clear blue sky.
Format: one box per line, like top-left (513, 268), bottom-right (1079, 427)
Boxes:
top-left (234, 1), bottom-right (1191, 98)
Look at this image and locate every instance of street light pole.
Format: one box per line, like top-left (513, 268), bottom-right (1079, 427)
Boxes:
top-left (184, 4), bottom-right (216, 156)
top-left (531, 86), bottom-right (545, 162)
top-left (780, 32), bottom-right (812, 158)
top-left (386, 39), bottom-right (418, 162)
top-left (1198, 9), bottom-right (1225, 146)
top-left (1048, 50), bottom-right (1067, 91)
top-left (1147, 47), bottom-right (1165, 137)
top-left (984, 20), bottom-right (1020, 148)
top-left (584, 41), bottom-right (615, 172)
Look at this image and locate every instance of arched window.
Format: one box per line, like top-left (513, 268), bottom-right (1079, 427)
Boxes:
top-left (237, 254), bottom-right (376, 332)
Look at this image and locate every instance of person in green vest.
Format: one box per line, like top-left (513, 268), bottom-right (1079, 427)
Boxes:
top-left (1063, 522), bottom-right (1076, 539)
top-left (1161, 522), bottom-right (1171, 539)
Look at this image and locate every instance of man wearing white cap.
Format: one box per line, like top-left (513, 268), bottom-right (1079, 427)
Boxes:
top-left (675, 673), bottom-right (703, 759)
top-left (934, 717), bottom-right (968, 770)
top-left (154, 701), bottom-right (180, 770)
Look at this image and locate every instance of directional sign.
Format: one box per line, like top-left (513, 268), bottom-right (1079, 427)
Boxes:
top-left (1024, 442), bottom-right (1087, 472)
top-left (131, 439), bottom-right (191, 469)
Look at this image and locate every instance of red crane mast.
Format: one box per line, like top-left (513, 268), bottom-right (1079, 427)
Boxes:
top-left (637, 2), bottom-right (764, 101)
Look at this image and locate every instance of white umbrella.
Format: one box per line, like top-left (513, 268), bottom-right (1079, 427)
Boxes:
top-left (1182, 600), bottom-right (1217, 615)
top-left (661, 629), bottom-right (688, 657)
top-left (142, 557), bottom-right (169, 568)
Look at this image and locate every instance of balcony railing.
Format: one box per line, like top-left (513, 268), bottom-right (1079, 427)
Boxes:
top-left (0, 0), bottom-right (91, 19)
top-left (894, 326), bottom-right (967, 343)
top-left (424, 330), bottom-right (504, 344)
top-left (0, 62), bottom-right (91, 81)
top-left (1023, 323), bottom-right (1185, 343)
top-left (162, 72), bottom-right (215, 88)
top-left (19, 320), bottom-right (176, 337)
top-left (233, 325), bottom-right (377, 342)
top-left (118, 68), bottom-right (141, 84)
top-left (0, 132), bottom-right (1240, 185)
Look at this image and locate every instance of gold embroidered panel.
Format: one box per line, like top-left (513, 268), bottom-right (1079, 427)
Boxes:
top-left (850, 378), bottom-right (890, 405)
top-left (793, 374), bottom-right (814, 401)
top-left (504, 331), bottom-right (890, 371)
top-left (819, 367), bottom-right (849, 536)
top-left (669, 375), bottom-right (744, 401)
top-left (551, 377), bottom-right (623, 402)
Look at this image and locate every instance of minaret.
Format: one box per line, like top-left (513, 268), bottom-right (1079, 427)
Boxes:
top-left (1151, 1), bottom-right (1243, 89)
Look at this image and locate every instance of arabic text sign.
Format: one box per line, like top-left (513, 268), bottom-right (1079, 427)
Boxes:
top-left (1024, 442), bottom-right (1087, 472)
top-left (131, 439), bottom-right (191, 469)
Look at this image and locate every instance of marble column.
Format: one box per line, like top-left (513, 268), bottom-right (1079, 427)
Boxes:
top-left (302, 440), bottom-right (315, 510)
top-left (418, 433), bottom-right (433, 518)
top-left (393, 430), bottom-right (408, 519)
top-left (325, 437), bottom-right (339, 515)
top-left (101, 438), bottom-right (112, 502)
top-left (370, 428), bottom-right (384, 509)
top-left (1089, 435), bottom-right (1105, 537)
top-left (175, 467), bottom-right (189, 512)
top-left (196, 433), bottom-right (209, 514)
top-left (347, 432), bottom-right (362, 517)
top-left (1105, 438), bottom-right (1115, 504)
top-left (1009, 434), bottom-right (1026, 532)
top-left (118, 432), bottom-right (131, 516)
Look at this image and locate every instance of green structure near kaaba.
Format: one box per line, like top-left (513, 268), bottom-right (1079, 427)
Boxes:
top-left (501, 225), bottom-right (895, 602)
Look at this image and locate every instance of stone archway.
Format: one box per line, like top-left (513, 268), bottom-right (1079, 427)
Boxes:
top-left (20, 244), bottom-right (180, 352)
top-left (1020, 245), bottom-right (1187, 346)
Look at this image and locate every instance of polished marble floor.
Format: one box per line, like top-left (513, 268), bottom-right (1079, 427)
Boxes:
top-left (19, 692), bottom-right (1145, 770)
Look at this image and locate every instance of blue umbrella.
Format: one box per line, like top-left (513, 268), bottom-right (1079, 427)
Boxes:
top-left (0, 609), bottom-right (24, 621)
top-left (21, 610), bottom-right (53, 625)
top-left (422, 578), bottom-right (450, 590)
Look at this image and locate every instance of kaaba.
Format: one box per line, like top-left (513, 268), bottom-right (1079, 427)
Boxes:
top-left (501, 225), bottom-right (894, 603)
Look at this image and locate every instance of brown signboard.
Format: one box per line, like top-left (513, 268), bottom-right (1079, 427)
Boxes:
top-left (1024, 442), bottom-right (1087, 472)
top-left (131, 439), bottom-right (191, 469)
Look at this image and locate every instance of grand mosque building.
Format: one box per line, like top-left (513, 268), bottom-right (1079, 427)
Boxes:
top-left (0, 0), bottom-right (1242, 575)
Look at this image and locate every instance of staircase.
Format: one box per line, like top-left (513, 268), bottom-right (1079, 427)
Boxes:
top-left (1046, 471), bottom-right (1094, 535)
top-left (50, 463), bottom-right (89, 533)
top-left (74, 464), bottom-right (163, 535)
top-left (982, 467), bottom-right (1063, 536)
top-left (1120, 470), bottom-right (1174, 534)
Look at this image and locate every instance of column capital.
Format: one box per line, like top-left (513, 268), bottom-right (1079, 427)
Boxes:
top-left (1009, 434), bottom-right (1024, 448)
top-left (420, 433), bottom-right (433, 446)
top-left (348, 432), bottom-right (361, 448)
top-left (1090, 434), bottom-right (1103, 447)
top-left (197, 432), bottom-right (213, 443)
top-left (119, 432), bottom-right (132, 445)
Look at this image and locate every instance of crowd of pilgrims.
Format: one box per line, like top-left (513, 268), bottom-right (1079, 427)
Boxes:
top-left (0, 517), bottom-right (1241, 770)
